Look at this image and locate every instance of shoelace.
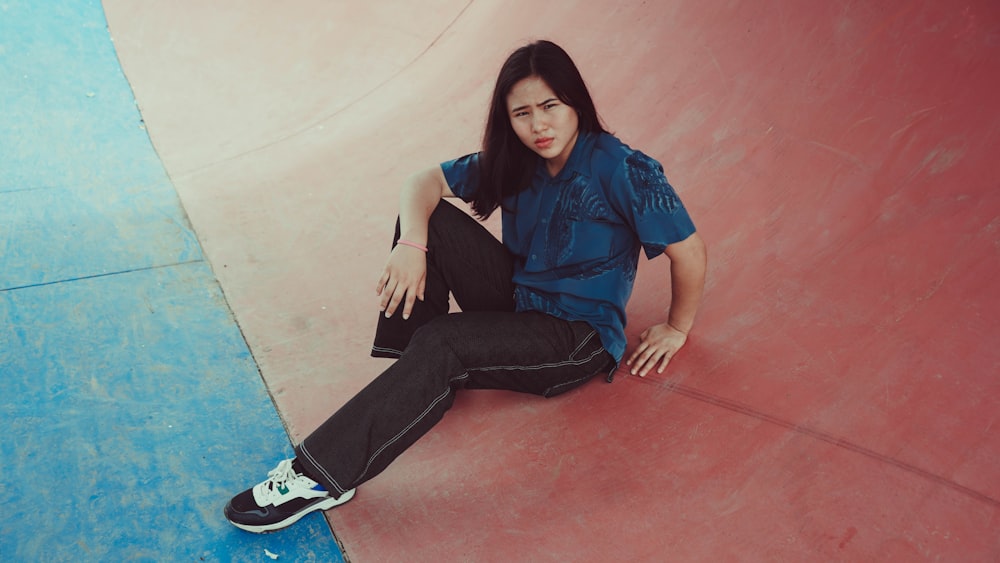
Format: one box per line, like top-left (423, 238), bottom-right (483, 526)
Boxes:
top-left (263, 459), bottom-right (298, 494)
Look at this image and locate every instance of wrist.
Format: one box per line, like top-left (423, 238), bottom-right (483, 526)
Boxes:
top-left (397, 239), bottom-right (428, 252)
top-left (397, 228), bottom-right (427, 247)
top-left (666, 320), bottom-right (691, 335)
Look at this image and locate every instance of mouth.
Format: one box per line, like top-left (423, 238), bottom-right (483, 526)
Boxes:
top-left (534, 137), bottom-right (554, 149)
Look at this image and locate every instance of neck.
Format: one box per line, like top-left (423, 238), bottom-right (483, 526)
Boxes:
top-left (545, 131), bottom-right (580, 177)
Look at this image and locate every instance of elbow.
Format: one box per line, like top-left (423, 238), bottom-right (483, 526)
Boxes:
top-left (667, 231), bottom-right (707, 267)
top-left (406, 166), bottom-right (438, 187)
top-left (693, 232), bottom-right (707, 265)
top-left (404, 165), bottom-right (451, 199)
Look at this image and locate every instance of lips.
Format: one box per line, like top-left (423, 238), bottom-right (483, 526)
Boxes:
top-left (534, 137), bottom-right (554, 149)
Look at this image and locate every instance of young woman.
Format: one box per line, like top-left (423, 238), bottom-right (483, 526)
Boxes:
top-left (225, 40), bottom-right (707, 533)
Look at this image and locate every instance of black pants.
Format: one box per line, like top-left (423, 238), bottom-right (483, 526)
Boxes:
top-left (295, 201), bottom-right (613, 498)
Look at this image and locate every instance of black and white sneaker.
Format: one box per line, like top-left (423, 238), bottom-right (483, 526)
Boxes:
top-left (224, 458), bottom-right (356, 533)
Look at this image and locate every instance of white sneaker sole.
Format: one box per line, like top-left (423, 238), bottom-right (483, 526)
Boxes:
top-left (230, 488), bottom-right (356, 534)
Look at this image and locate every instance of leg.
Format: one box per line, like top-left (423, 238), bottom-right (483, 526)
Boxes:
top-left (225, 201), bottom-right (514, 533)
top-left (297, 311), bottom-right (613, 496)
top-left (371, 200), bottom-right (515, 357)
top-left (225, 203), bottom-right (610, 533)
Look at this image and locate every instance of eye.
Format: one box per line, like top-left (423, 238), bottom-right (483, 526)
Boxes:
top-left (543, 102), bottom-right (560, 110)
top-left (512, 110), bottom-right (529, 118)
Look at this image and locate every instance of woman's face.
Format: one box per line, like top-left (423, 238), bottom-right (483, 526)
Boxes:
top-left (506, 75), bottom-right (580, 176)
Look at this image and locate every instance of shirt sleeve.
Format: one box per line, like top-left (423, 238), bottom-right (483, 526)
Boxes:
top-left (439, 152), bottom-right (482, 203)
top-left (609, 150), bottom-right (697, 260)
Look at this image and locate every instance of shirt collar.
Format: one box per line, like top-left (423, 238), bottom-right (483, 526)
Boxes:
top-left (534, 130), bottom-right (598, 184)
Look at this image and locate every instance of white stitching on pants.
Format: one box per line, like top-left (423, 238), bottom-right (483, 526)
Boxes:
top-left (467, 346), bottom-right (603, 373)
top-left (316, 330), bottom-right (606, 492)
top-left (356, 372), bottom-right (471, 483)
top-left (544, 348), bottom-right (606, 394)
top-left (569, 331), bottom-right (596, 360)
top-left (371, 345), bottom-right (403, 356)
top-left (299, 441), bottom-right (348, 495)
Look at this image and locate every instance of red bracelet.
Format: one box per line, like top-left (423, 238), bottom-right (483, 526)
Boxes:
top-left (397, 239), bottom-right (428, 252)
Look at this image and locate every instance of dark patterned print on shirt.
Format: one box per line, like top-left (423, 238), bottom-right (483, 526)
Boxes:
top-left (545, 173), bottom-right (609, 268)
top-left (625, 151), bottom-right (682, 214)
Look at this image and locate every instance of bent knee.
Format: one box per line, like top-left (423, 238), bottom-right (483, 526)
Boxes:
top-left (406, 315), bottom-right (460, 353)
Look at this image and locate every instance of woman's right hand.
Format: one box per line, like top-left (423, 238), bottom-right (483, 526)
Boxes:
top-left (376, 244), bottom-right (427, 320)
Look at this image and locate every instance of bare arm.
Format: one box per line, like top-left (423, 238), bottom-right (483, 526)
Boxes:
top-left (663, 231), bottom-right (707, 333)
top-left (626, 232), bottom-right (707, 376)
top-left (396, 166), bottom-right (456, 250)
top-left (376, 166), bottom-right (456, 320)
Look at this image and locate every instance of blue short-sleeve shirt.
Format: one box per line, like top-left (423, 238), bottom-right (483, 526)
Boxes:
top-left (440, 131), bottom-right (696, 363)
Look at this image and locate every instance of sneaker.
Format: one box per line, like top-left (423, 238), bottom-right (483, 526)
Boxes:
top-left (224, 458), bottom-right (356, 533)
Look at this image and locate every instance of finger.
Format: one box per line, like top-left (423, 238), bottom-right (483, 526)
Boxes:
top-left (631, 350), bottom-right (653, 375)
top-left (417, 277), bottom-right (426, 301)
top-left (384, 283), bottom-right (409, 318)
top-left (401, 288), bottom-right (417, 320)
top-left (376, 270), bottom-right (390, 296)
top-left (379, 279), bottom-right (398, 312)
top-left (656, 352), bottom-right (673, 374)
top-left (636, 349), bottom-right (666, 377)
top-left (626, 346), bottom-right (643, 366)
top-left (628, 328), bottom-right (658, 365)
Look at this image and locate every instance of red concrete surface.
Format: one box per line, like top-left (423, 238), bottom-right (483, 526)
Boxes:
top-left (104, 1), bottom-right (1000, 560)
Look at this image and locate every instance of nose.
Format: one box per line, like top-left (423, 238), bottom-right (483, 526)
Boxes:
top-left (530, 113), bottom-right (547, 134)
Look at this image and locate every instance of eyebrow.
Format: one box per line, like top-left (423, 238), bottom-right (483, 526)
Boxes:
top-left (510, 97), bottom-right (560, 113)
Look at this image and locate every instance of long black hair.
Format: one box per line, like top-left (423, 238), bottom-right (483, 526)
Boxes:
top-left (472, 40), bottom-right (608, 219)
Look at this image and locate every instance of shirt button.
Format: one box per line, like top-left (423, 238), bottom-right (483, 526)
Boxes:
top-left (541, 218), bottom-right (547, 223)
top-left (531, 254), bottom-right (537, 260)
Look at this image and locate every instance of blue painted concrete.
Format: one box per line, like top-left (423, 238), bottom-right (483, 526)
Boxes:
top-left (0, 0), bottom-right (200, 290)
top-left (0, 1), bottom-right (345, 560)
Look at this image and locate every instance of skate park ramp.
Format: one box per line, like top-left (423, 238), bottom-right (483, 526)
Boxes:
top-left (97, 0), bottom-right (998, 560)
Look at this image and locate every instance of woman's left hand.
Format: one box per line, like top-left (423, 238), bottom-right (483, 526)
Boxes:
top-left (626, 322), bottom-right (689, 377)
